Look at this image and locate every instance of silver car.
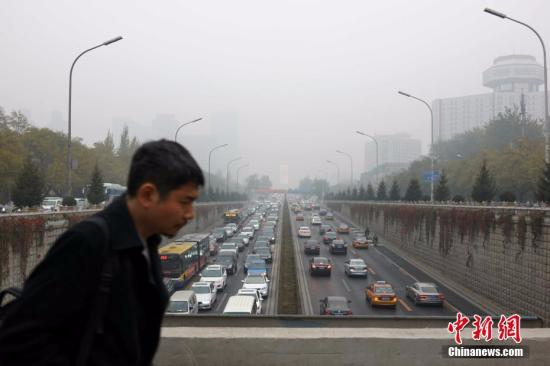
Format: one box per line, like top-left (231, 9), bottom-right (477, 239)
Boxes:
top-left (191, 281), bottom-right (218, 310)
top-left (405, 282), bottom-right (445, 306)
top-left (344, 258), bottom-right (368, 278)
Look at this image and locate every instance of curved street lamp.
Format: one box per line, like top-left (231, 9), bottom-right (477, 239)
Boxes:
top-left (67, 36), bottom-right (123, 195)
top-left (356, 131), bottom-right (380, 185)
top-left (175, 117), bottom-right (202, 142)
top-left (336, 150), bottom-right (353, 187)
top-left (236, 164), bottom-right (249, 193)
top-left (207, 143), bottom-right (228, 193)
top-left (226, 156), bottom-right (242, 194)
top-left (398, 90), bottom-right (435, 202)
top-left (484, 8), bottom-right (549, 163)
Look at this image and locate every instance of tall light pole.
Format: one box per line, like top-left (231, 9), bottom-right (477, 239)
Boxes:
top-left (208, 143), bottom-right (228, 194)
top-left (484, 8), bottom-right (549, 163)
top-left (336, 150), bottom-right (353, 187)
top-left (398, 90), bottom-right (435, 202)
top-left (67, 36), bottom-right (123, 196)
top-left (326, 160), bottom-right (340, 187)
top-left (226, 156), bottom-right (242, 194)
top-left (236, 164), bottom-right (249, 193)
top-left (175, 117), bottom-right (202, 142)
top-left (356, 131), bottom-right (379, 186)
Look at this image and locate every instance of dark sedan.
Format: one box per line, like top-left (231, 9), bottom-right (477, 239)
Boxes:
top-left (309, 257), bottom-right (332, 276)
top-left (405, 282), bottom-right (445, 306)
top-left (304, 239), bottom-right (320, 255)
top-left (329, 239), bottom-right (347, 254)
top-left (319, 296), bottom-right (352, 316)
top-left (323, 231), bottom-right (337, 245)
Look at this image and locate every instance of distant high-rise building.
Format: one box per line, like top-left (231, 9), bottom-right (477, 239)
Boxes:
top-left (433, 55), bottom-right (548, 141)
top-left (363, 133), bottom-right (422, 172)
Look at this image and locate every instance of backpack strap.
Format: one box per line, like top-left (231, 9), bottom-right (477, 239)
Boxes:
top-left (76, 216), bottom-right (119, 366)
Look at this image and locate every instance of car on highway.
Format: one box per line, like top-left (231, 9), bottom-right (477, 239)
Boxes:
top-left (208, 234), bottom-right (219, 255)
top-left (405, 282), bottom-right (445, 306)
top-left (235, 233), bottom-right (250, 247)
top-left (244, 254), bottom-right (262, 273)
top-left (323, 231), bottom-right (338, 244)
top-left (212, 227), bottom-right (227, 243)
top-left (325, 212), bottom-right (334, 220)
top-left (215, 251), bottom-right (238, 275)
top-left (319, 296), bottom-right (352, 316)
top-left (225, 223), bottom-right (238, 234)
top-left (352, 236), bottom-right (370, 249)
top-left (255, 247), bottom-right (272, 263)
top-left (309, 257), bottom-right (332, 276)
top-left (296, 213), bottom-right (305, 221)
top-left (241, 273), bottom-right (270, 298)
top-left (253, 240), bottom-right (272, 253)
top-left (166, 290), bottom-right (198, 315)
top-left (337, 223), bottom-right (350, 234)
top-left (310, 215), bottom-right (322, 225)
top-left (246, 260), bottom-right (268, 277)
top-left (298, 226), bottom-right (312, 238)
top-left (249, 220), bottom-right (260, 231)
top-left (344, 258), bottom-right (368, 278)
top-left (329, 239), bottom-right (347, 254)
top-left (319, 224), bottom-right (333, 235)
top-left (223, 295), bottom-right (258, 315)
top-left (224, 227), bottom-right (234, 238)
top-left (199, 265), bottom-right (227, 291)
top-left (236, 288), bottom-right (263, 314)
top-left (220, 243), bottom-right (238, 257)
top-left (304, 239), bottom-right (321, 255)
top-left (241, 226), bottom-right (254, 238)
top-left (259, 229), bottom-right (276, 244)
top-left (319, 209), bottom-right (328, 216)
top-left (191, 281), bottom-right (218, 310)
top-left (365, 281), bottom-right (398, 307)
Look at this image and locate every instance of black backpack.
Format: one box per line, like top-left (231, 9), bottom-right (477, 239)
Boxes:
top-left (0, 216), bottom-right (118, 366)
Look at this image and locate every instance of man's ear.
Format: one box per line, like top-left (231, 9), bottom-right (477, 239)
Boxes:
top-left (136, 183), bottom-right (160, 208)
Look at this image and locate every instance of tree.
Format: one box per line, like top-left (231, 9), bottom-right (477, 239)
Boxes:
top-left (366, 183), bottom-right (375, 200)
top-left (471, 160), bottom-right (496, 202)
top-left (376, 180), bottom-right (387, 201)
top-left (404, 178), bottom-right (422, 201)
top-left (452, 194), bottom-right (465, 202)
top-left (87, 164), bottom-right (106, 204)
top-left (536, 161), bottom-right (550, 203)
top-left (389, 180), bottom-right (400, 201)
top-left (12, 156), bottom-right (45, 208)
top-left (434, 170), bottom-right (450, 201)
top-left (358, 185), bottom-right (366, 200)
top-left (499, 191), bottom-right (517, 202)
top-left (351, 187), bottom-right (358, 200)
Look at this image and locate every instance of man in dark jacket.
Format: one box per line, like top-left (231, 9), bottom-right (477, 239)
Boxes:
top-left (0, 139), bottom-right (204, 365)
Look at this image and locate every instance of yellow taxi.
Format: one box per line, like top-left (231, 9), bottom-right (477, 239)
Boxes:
top-left (352, 236), bottom-right (370, 249)
top-left (365, 281), bottom-right (397, 307)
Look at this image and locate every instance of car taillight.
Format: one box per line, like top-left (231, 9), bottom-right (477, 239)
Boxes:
top-left (345, 310), bottom-right (352, 315)
top-left (324, 309), bottom-right (331, 315)
top-left (327, 265), bottom-right (332, 269)
top-left (439, 294), bottom-right (445, 300)
top-left (311, 265), bottom-right (316, 268)
top-left (374, 297), bottom-right (379, 301)
top-left (420, 295), bottom-right (427, 300)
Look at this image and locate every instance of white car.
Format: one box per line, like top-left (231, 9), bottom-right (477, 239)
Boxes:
top-left (191, 281), bottom-right (218, 310)
top-left (220, 244), bottom-right (238, 257)
top-left (298, 226), bottom-right (312, 238)
top-left (199, 265), bottom-right (227, 292)
top-left (237, 288), bottom-right (263, 314)
top-left (249, 220), bottom-right (260, 231)
top-left (226, 223), bottom-right (238, 234)
top-left (241, 273), bottom-right (270, 298)
top-left (241, 227), bottom-right (254, 238)
top-left (311, 216), bottom-right (322, 225)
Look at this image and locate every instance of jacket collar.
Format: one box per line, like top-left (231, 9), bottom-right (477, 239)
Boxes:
top-left (101, 194), bottom-right (162, 251)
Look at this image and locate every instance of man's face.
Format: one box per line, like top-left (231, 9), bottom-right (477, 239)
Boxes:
top-left (148, 182), bottom-right (200, 237)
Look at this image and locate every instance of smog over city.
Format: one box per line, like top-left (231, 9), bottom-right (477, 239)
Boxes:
top-left (2, 0), bottom-right (549, 188)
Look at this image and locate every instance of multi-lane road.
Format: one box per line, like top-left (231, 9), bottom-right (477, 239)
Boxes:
top-left (290, 203), bottom-right (487, 317)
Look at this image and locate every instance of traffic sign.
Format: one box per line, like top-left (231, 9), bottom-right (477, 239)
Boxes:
top-left (422, 170), bottom-right (440, 183)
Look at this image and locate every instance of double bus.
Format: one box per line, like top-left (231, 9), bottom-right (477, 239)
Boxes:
top-left (223, 209), bottom-right (241, 224)
top-left (158, 233), bottom-right (210, 289)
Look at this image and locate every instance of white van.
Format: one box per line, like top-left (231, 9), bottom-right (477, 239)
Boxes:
top-left (165, 290), bottom-right (198, 315)
top-left (223, 295), bottom-right (258, 315)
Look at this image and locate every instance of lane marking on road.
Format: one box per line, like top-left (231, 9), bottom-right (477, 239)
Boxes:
top-left (341, 278), bottom-right (351, 292)
top-left (351, 249), bottom-right (357, 256)
top-left (399, 298), bottom-right (413, 312)
top-left (215, 293), bottom-right (228, 312)
top-left (368, 267), bottom-right (377, 276)
top-left (443, 300), bottom-right (461, 313)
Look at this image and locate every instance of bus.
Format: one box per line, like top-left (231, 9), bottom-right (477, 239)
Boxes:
top-left (223, 209), bottom-right (241, 224)
top-left (158, 234), bottom-right (209, 289)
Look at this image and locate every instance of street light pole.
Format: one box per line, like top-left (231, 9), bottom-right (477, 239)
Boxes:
top-left (484, 8), bottom-right (549, 163)
top-left (67, 36), bottom-right (123, 196)
top-left (326, 160), bottom-right (340, 187)
top-left (398, 90), bottom-right (435, 202)
top-left (236, 164), bottom-right (249, 193)
top-left (174, 117), bottom-right (202, 142)
top-left (208, 143), bottom-right (228, 194)
top-left (226, 156), bottom-right (242, 194)
top-left (356, 131), bottom-right (380, 186)
top-left (336, 150), bottom-right (353, 187)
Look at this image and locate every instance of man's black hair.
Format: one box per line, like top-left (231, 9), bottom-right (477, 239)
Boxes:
top-left (127, 139), bottom-right (204, 198)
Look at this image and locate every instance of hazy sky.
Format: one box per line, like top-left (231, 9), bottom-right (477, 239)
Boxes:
top-left (2, 0), bottom-right (549, 187)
